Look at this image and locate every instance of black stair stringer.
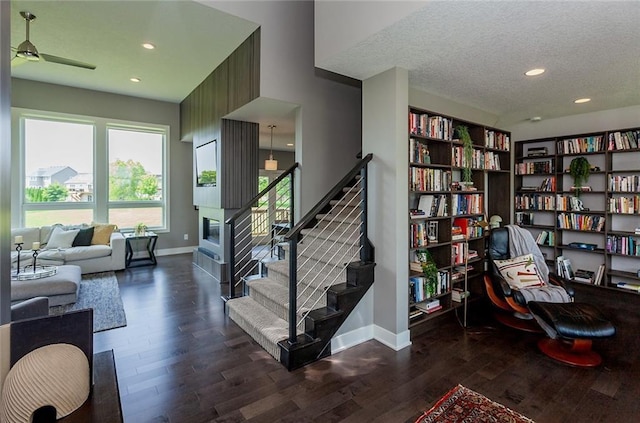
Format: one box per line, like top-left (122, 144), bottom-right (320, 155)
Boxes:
top-left (278, 261), bottom-right (375, 370)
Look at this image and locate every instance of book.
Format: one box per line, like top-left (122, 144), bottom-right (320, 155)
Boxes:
top-left (417, 195), bottom-right (434, 217)
top-left (593, 264), bottom-right (605, 286)
top-left (415, 298), bottom-right (440, 313)
top-left (574, 269), bottom-right (595, 283)
top-left (562, 258), bottom-right (575, 280)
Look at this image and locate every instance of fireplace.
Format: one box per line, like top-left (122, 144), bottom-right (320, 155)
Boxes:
top-left (203, 217), bottom-right (220, 246)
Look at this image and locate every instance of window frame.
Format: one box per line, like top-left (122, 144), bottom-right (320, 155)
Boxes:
top-left (12, 108), bottom-right (170, 232)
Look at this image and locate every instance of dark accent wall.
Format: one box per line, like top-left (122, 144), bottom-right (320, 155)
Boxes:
top-left (221, 119), bottom-right (259, 208)
top-left (182, 28), bottom-right (260, 210)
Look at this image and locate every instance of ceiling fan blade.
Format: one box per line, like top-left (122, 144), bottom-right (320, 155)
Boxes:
top-left (11, 55), bottom-right (28, 67)
top-left (40, 53), bottom-right (96, 70)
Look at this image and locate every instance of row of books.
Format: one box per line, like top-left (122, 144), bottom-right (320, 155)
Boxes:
top-left (557, 212), bottom-right (605, 232)
top-left (535, 230), bottom-right (555, 247)
top-left (409, 270), bottom-right (450, 303)
top-left (608, 130), bottom-right (639, 150)
top-left (515, 194), bottom-right (556, 211)
top-left (409, 168), bottom-right (452, 192)
top-left (557, 136), bottom-right (605, 154)
top-left (416, 194), bottom-right (448, 217)
top-left (452, 216), bottom-right (486, 239)
top-left (519, 177), bottom-right (556, 193)
top-left (608, 196), bottom-right (640, 214)
top-left (515, 212), bottom-right (534, 225)
top-left (452, 193), bottom-right (484, 216)
top-left (608, 175), bottom-right (640, 192)
top-left (452, 243), bottom-right (478, 265)
top-left (409, 113), bottom-right (453, 140)
top-left (485, 129), bottom-right (510, 151)
top-left (555, 256), bottom-right (605, 285)
top-left (606, 235), bottom-right (640, 256)
top-left (452, 146), bottom-right (486, 169)
top-left (515, 160), bottom-right (553, 175)
top-left (410, 221), bottom-right (438, 248)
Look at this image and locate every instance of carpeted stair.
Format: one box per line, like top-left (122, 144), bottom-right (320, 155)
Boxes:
top-left (227, 185), bottom-right (374, 369)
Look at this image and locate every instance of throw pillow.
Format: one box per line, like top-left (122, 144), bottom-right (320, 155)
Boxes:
top-left (44, 227), bottom-right (80, 250)
top-left (72, 227), bottom-right (95, 247)
top-left (493, 253), bottom-right (545, 289)
top-left (91, 224), bottom-right (117, 246)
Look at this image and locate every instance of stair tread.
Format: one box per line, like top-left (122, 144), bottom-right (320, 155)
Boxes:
top-left (248, 277), bottom-right (327, 314)
top-left (266, 259), bottom-right (347, 289)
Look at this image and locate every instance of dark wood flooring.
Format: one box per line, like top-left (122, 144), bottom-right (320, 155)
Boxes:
top-left (94, 254), bottom-right (640, 423)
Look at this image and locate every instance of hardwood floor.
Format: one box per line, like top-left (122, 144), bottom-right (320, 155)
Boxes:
top-left (94, 254), bottom-right (640, 423)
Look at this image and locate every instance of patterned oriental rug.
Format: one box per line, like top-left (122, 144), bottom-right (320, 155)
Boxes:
top-left (415, 384), bottom-right (535, 423)
top-left (49, 271), bottom-right (127, 332)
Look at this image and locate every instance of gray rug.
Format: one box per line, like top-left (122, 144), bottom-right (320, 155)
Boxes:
top-left (49, 271), bottom-right (127, 332)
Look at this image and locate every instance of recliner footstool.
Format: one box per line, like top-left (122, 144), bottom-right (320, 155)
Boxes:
top-left (528, 301), bottom-right (616, 367)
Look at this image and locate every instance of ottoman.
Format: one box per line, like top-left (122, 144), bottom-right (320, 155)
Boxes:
top-left (528, 301), bottom-right (616, 367)
top-left (11, 265), bottom-right (82, 307)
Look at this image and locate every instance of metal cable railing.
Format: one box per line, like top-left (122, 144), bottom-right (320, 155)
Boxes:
top-left (224, 163), bottom-right (298, 299)
top-left (283, 153), bottom-right (373, 343)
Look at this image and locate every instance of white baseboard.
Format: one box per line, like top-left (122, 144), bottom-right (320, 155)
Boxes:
top-left (373, 325), bottom-right (412, 351)
top-left (331, 324), bottom-right (412, 354)
top-left (331, 325), bottom-right (374, 353)
top-left (156, 246), bottom-right (197, 257)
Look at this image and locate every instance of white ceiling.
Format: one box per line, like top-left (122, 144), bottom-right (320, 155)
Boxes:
top-left (317, 1), bottom-right (640, 127)
top-left (9, 1), bottom-right (640, 149)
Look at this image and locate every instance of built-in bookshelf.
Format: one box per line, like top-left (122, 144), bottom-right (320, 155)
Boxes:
top-left (514, 127), bottom-right (640, 293)
top-left (408, 107), bottom-right (512, 329)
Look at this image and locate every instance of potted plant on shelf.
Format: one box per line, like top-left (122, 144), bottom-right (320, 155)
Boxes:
top-left (569, 156), bottom-right (590, 196)
top-left (416, 249), bottom-right (438, 298)
top-left (456, 125), bottom-right (474, 189)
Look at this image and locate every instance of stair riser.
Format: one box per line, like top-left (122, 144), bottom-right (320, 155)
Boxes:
top-left (227, 303), bottom-right (283, 361)
top-left (248, 281), bottom-right (327, 322)
top-left (266, 260), bottom-right (346, 290)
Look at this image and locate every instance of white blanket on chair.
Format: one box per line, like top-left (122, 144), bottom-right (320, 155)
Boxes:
top-left (506, 225), bottom-right (571, 303)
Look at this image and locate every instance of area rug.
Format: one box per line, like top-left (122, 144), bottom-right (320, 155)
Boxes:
top-left (415, 384), bottom-right (535, 423)
top-left (49, 271), bottom-right (127, 333)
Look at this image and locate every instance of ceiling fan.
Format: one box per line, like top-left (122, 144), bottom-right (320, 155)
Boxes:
top-left (12, 11), bottom-right (96, 70)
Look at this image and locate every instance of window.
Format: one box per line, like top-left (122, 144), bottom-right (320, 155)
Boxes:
top-left (108, 127), bottom-right (165, 229)
top-left (17, 111), bottom-right (168, 231)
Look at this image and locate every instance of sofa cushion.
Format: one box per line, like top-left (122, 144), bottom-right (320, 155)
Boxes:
top-left (45, 227), bottom-right (80, 250)
top-left (72, 227), bottom-right (95, 247)
top-left (91, 224), bottom-right (117, 246)
top-left (63, 245), bottom-right (112, 261)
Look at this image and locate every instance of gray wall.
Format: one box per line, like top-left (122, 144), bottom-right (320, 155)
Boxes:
top-left (10, 78), bottom-right (198, 252)
top-left (207, 0), bottom-right (362, 218)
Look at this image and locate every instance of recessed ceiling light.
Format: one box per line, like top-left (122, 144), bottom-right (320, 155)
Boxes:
top-left (525, 68), bottom-right (545, 76)
top-left (286, 143), bottom-right (293, 147)
top-left (574, 98), bottom-right (591, 104)
top-left (142, 43), bottom-right (155, 50)
top-left (130, 77), bottom-right (141, 83)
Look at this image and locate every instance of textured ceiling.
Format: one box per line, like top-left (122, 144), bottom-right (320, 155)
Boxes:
top-left (317, 1), bottom-right (640, 127)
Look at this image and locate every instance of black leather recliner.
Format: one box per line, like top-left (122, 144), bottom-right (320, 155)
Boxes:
top-left (483, 227), bottom-right (573, 332)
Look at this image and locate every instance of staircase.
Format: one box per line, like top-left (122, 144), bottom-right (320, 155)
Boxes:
top-left (226, 155), bottom-right (374, 370)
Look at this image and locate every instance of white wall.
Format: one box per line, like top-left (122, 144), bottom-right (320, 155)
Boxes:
top-left (202, 0), bottom-right (362, 218)
top-left (506, 105), bottom-right (640, 141)
top-left (10, 79), bottom-right (198, 251)
top-left (314, 0), bottom-right (427, 66)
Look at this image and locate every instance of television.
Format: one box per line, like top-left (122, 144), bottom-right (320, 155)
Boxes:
top-left (195, 140), bottom-right (217, 187)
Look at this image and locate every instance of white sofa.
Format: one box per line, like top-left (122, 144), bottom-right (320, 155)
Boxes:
top-left (11, 225), bottom-right (125, 274)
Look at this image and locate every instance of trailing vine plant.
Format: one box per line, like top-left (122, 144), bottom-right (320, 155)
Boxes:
top-left (569, 156), bottom-right (590, 196)
top-left (416, 249), bottom-right (439, 297)
top-left (456, 125), bottom-right (473, 184)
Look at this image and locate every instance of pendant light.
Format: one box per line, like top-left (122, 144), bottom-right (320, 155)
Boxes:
top-left (265, 124), bottom-right (278, 171)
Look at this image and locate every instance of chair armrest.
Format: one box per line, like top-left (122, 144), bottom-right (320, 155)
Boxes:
top-left (11, 297), bottom-right (50, 321)
top-left (492, 273), bottom-right (529, 306)
top-left (548, 272), bottom-right (575, 298)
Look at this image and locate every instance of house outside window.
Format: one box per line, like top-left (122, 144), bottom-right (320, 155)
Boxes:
top-left (17, 111), bottom-right (169, 231)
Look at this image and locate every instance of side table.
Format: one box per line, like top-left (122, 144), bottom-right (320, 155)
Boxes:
top-left (124, 232), bottom-right (158, 267)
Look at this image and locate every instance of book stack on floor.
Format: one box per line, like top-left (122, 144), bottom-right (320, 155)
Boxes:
top-left (415, 298), bottom-right (442, 314)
